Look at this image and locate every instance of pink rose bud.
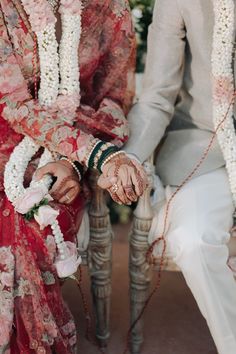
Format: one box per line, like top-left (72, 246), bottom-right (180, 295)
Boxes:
top-left (34, 205), bottom-right (59, 230)
top-left (15, 187), bottom-right (48, 214)
top-left (54, 241), bottom-right (81, 278)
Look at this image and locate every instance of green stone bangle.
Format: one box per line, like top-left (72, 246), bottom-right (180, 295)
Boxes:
top-left (97, 146), bottom-right (119, 172)
top-left (73, 161), bottom-right (84, 176)
top-left (88, 141), bottom-right (105, 169)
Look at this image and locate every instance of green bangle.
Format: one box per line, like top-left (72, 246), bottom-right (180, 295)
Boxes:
top-left (97, 146), bottom-right (119, 172)
top-left (73, 161), bottom-right (84, 176)
top-left (88, 141), bottom-right (105, 169)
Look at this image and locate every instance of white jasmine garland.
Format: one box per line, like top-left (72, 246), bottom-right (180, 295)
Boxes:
top-left (4, 137), bottom-right (44, 204)
top-left (212, 0), bottom-right (236, 206)
top-left (59, 13), bottom-right (82, 100)
top-left (48, 0), bottom-right (60, 13)
top-left (4, 137), bottom-right (69, 260)
top-left (36, 11), bottom-right (82, 107)
top-left (4, 135), bottom-right (79, 273)
top-left (37, 23), bottom-right (59, 106)
top-left (21, 0), bottom-right (82, 111)
top-left (4, 0), bottom-right (83, 277)
top-left (38, 1), bottom-right (82, 109)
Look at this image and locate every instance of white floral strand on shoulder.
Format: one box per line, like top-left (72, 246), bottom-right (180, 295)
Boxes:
top-left (21, 0), bottom-right (82, 115)
top-left (59, 0), bottom-right (82, 100)
top-left (21, 0), bottom-right (59, 106)
top-left (211, 0), bottom-right (236, 205)
top-left (37, 23), bottom-right (60, 106)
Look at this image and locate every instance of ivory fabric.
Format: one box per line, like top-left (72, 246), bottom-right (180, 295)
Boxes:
top-left (124, 0), bottom-right (235, 186)
top-left (149, 168), bottom-right (236, 354)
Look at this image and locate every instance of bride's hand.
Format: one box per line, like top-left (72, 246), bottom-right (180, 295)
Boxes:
top-left (35, 160), bottom-right (81, 204)
top-left (97, 154), bottom-right (148, 205)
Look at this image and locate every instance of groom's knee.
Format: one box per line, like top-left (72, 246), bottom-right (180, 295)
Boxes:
top-left (167, 224), bottom-right (229, 272)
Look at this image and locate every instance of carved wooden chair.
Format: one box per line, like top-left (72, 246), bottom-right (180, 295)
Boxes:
top-left (128, 157), bottom-right (181, 354)
top-left (79, 170), bottom-right (113, 348)
top-left (129, 156), bottom-right (236, 354)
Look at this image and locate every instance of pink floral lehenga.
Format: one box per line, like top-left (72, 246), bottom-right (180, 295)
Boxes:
top-left (0, 0), bottom-right (135, 352)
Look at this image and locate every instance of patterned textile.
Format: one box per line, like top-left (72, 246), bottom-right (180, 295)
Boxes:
top-left (0, 0), bottom-right (136, 163)
top-left (0, 191), bottom-right (84, 354)
top-left (0, 0), bottom-right (135, 352)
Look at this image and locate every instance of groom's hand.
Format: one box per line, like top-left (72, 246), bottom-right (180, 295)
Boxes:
top-left (98, 154), bottom-right (148, 205)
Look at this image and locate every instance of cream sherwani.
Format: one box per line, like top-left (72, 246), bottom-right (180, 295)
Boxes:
top-left (125, 0), bottom-right (228, 185)
top-left (124, 1), bottom-right (236, 353)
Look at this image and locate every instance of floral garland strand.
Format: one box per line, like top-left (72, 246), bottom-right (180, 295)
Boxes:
top-left (4, 137), bottom-right (81, 278)
top-left (21, 0), bottom-right (82, 115)
top-left (211, 0), bottom-right (236, 206)
top-left (21, 0), bottom-right (59, 106)
top-left (4, 0), bottom-right (83, 278)
top-left (59, 1), bottom-right (82, 105)
top-left (37, 23), bottom-right (59, 106)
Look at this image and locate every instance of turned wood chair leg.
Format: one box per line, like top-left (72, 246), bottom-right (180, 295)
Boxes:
top-left (88, 171), bottom-right (113, 348)
top-left (129, 160), bottom-right (154, 354)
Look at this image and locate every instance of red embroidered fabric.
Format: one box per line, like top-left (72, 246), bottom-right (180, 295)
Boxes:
top-left (0, 0), bottom-right (136, 162)
top-left (0, 0), bottom-right (136, 352)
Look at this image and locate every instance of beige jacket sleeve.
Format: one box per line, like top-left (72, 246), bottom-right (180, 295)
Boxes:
top-left (124, 0), bottom-right (186, 162)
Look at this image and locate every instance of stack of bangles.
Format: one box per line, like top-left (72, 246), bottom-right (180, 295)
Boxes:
top-left (60, 139), bottom-right (124, 181)
top-left (61, 139), bottom-right (138, 204)
top-left (85, 138), bottom-right (125, 173)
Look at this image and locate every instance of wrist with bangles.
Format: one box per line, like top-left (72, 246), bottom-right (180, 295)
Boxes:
top-left (84, 138), bottom-right (126, 173)
top-left (82, 138), bottom-right (145, 203)
top-left (60, 156), bottom-right (83, 181)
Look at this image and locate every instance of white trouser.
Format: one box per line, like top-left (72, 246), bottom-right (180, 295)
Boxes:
top-left (148, 168), bottom-right (236, 354)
